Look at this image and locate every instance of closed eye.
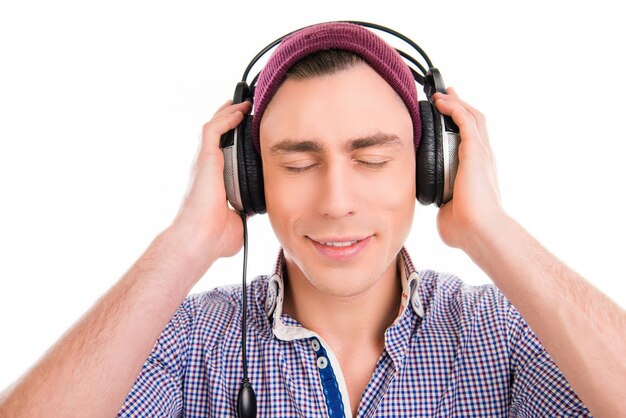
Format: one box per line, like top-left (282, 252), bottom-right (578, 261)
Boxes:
top-left (283, 163), bottom-right (319, 174)
top-left (283, 160), bottom-right (389, 173)
top-left (356, 158), bottom-right (390, 169)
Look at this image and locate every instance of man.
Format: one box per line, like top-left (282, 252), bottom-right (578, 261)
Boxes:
top-left (0, 22), bottom-right (624, 417)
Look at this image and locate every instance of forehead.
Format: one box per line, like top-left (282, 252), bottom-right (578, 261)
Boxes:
top-left (258, 63), bottom-right (414, 151)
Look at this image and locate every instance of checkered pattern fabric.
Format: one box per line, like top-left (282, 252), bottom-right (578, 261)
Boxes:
top-left (117, 248), bottom-right (591, 417)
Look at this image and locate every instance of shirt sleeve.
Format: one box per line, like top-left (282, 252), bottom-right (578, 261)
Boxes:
top-left (116, 298), bottom-right (195, 417)
top-left (506, 304), bottom-right (592, 417)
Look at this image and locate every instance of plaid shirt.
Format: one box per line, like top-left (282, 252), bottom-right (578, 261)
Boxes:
top-left (117, 248), bottom-right (591, 417)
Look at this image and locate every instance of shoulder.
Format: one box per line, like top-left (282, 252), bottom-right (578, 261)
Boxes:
top-left (416, 269), bottom-right (544, 355)
top-left (172, 275), bottom-right (271, 350)
top-left (418, 269), bottom-right (511, 317)
top-left (416, 269), bottom-right (514, 337)
top-left (184, 282), bottom-right (242, 320)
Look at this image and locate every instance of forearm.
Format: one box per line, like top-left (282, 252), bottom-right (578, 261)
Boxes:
top-left (465, 213), bottom-right (626, 416)
top-left (0, 224), bottom-right (215, 418)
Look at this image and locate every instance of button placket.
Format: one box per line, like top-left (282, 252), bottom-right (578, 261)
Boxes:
top-left (308, 337), bottom-right (345, 417)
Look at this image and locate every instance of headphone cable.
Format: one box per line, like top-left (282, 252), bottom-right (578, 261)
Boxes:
top-left (237, 211), bottom-right (257, 417)
top-left (241, 211), bottom-right (249, 379)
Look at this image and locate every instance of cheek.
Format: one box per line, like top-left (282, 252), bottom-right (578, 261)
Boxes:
top-left (368, 157), bottom-right (415, 210)
top-left (373, 158), bottom-right (416, 240)
top-left (371, 174), bottom-right (413, 207)
top-left (263, 166), bottom-right (314, 237)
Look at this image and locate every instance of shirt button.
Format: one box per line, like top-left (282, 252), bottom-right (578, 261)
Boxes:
top-left (317, 356), bottom-right (328, 369)
top-left (311, 338), bottom-right (321, 351)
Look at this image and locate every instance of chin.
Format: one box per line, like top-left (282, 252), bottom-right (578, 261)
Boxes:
top-left (290, 249), bottom-right (391, 297)
top-left (316, 267), bottom-right (375, 295)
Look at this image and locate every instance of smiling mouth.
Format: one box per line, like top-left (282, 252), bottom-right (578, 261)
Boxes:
top-left (316, 240), bottom-right (360, 247)
top-left (309, 236), bottom-right (368, 245)
top-left (307, 235), bottom-right (372, 260)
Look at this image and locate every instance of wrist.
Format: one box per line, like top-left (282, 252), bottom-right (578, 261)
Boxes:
top-left (459, 209), bottom-right (516, 261)
top-left (159, 221), bottom-right (219, 282)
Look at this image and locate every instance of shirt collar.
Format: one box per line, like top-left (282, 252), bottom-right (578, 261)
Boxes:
top-left (263, 247), bottom-right (424, 341)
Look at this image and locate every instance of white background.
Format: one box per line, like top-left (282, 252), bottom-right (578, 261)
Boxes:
top-left (1, 0), bottom-right (624, 390)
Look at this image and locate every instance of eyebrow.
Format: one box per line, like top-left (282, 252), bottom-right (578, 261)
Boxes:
top-left (269, 139), bottom-right (324, 155)
top-left (268, 132), bottom-right (403, 155)
top-left (346, 133), bottom-right (403, 152)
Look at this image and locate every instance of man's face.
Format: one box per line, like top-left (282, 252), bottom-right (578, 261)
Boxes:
top-left (260, 62), bottom-right (415, 298)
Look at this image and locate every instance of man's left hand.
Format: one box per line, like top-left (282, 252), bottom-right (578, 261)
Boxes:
top-left (433, 87), bottom-right (505, 250)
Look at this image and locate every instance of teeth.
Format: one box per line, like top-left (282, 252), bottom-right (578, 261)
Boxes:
top-left (320, 240), bottom-right (359, 247)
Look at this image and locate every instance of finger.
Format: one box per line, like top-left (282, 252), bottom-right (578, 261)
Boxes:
top-left (435, 89), bottom-right (490, 144)
top-left (213, 100), bottom-right (252, 118)
top-left (447, 88), bottom-right (486, 125)
top-left (213, 99), bottom-right (233, 116)
top-left (202, 110), bottom-right (247, 148)
top-left (210, 103), bottom-right (252, 133)
top-left (435, 96), bottom-right (497, 170)
top-left (226, 100), bottom-right (252, 113)
top-left (434, 97), bottom-right (481, 143)
top-left (438, 88), bottom-right (482, 121)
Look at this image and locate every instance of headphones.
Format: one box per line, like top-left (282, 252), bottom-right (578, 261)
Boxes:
top-left (220, 21), bottom-right (460, 217)
top-left (220, 21), bottom-right (461, 418)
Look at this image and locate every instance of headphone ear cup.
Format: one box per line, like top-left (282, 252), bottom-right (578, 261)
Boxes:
top-left (416, 101), bottom-right (440, 205)
top-left (237, 116), bottom-right (266, 215)
top-left (432, 105), bottom-right (445, 206)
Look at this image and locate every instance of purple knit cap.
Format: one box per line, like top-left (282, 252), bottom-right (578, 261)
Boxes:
top-left (251, 22), bottom-right (421, 153)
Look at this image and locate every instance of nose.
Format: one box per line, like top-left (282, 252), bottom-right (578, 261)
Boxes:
top-left (316, 159), bottom-right (357, 219)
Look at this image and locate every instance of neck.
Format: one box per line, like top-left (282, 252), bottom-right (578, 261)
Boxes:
top-left (281, 255), bottom-right (402, 349)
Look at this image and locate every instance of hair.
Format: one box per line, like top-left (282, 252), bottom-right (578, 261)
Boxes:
top-left (285, 49), bottom-right (366, 80)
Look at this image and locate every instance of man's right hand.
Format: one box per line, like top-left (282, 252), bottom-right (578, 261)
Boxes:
top-left (170, 99), bottom-right (252, 262)
top-left (0, 100), bottom-right (254, 418)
